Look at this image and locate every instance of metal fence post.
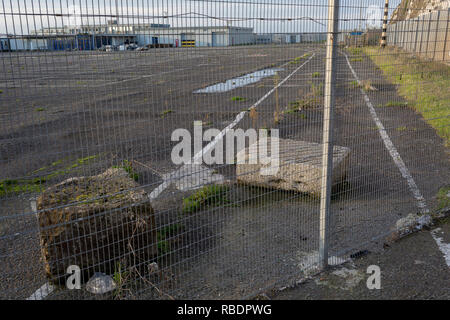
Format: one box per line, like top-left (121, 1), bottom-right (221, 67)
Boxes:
top-left (319, 0), bottom-right (340, 270)
top-left (443, 9), bottom-right (449, 61)
top-left (414, 17), bottom-right (419, 53)
top-left (432, 10), bottom-right (440, 60)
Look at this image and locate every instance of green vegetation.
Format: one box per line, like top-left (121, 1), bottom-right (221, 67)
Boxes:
top-left (285, 100), bottom-right (311, 114)
top-left (160, 109), bottom-right (173, 117)
top-left (364, 46), bottom-right (450, 145)
top-left (312, 72), bottom-right (321, 78)
top-left (347, 47), bottom-right (362, 56)
top-left (157, 223), bottom-right (183, 254)
top-left (285, 82), bottom-right (323, 114)
top-left (380, 101), bottom-right (409, 108)
top-left (0, 179), bottom-right (43, 196)
top-left (290, 53), bottom-right (311, 65)
top-left (1, 155), bottom-right (101, 196)
top-left (183, 185), bottom-right (229, 214)
top-left (231, 96), bottom-right (247, 102)
top-left (350, 80), bottom-right (360, 89)
top-left (436, 186), bottom-right (450, 211)
top-left (113, 160), bottom-right (139, 182)
top-left (35, 107), bottom-right (45, 112)
top-left (396, 126), bottom-right (407, 132)
top-left (311, 82), bottom-right (324, 97)
top-left (351, 57), bottom-right (363, 62)
top-left (113, 262), bottom-right (129, 287)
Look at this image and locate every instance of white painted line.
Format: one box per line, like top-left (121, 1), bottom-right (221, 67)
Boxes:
top-left (346, 52), bottom-right (450, 269)
top-left (344, 52), bottom-right (429, 215)
top-left (431, 228), bottom-right (450, 267)
top-left (149, 52), bottom-right (316, 200)
top-left (27, 282), bottom-right (54, 300)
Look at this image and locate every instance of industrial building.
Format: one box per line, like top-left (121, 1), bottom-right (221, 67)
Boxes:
top-left (1, 21), bottom-right (327, 51)
top-left (24, 21), bottom-right (255, 49)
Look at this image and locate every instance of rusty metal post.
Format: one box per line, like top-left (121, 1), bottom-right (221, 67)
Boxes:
top-left (381, 0), bottom-right (390, 47)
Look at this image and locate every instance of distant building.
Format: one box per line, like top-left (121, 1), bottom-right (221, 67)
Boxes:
top-left (28, 23), bottom-right (255, 49)
top-left (2, 22), bottom-right (328, 51)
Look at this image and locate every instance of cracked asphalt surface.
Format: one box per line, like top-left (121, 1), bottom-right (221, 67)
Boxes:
top-left (272, 218), bottom-right (450, 299)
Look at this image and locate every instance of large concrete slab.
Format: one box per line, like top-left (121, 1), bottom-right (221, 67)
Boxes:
top-left (236, 138), bottom-right (350, 195)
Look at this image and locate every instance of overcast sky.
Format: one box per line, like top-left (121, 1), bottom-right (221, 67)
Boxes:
top-left (1, 0), bottom-right (401, 35)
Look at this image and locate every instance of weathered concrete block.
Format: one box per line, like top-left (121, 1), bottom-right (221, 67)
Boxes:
top-left (37, 168), bottom-right (157, 285)
top-left (236, 138), bottom-right (350, 195)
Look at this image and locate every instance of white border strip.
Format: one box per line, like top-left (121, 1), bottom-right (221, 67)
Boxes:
top-left (149, 52), bottom-right (315, 200)
top-left (27, 282), bottom-right (54, 300)
top-left (344, 52), bottom-right (429, 215)
top-left (431, 228), bottom-right (450, 267)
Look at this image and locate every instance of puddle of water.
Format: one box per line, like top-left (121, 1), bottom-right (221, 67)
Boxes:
top-left (194, 68), bottom-right (283, 93)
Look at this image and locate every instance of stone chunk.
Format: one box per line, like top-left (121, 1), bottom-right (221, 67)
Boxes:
top-left (37, 168), bottom-right (157, 285)
top-left (236, 138), bottom-right (350, 195)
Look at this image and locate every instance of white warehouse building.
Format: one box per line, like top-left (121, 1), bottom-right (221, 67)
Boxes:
top-left (136, 25), bottom-right (255, 47)
top-left (30, 22), bottom-right (256, 48)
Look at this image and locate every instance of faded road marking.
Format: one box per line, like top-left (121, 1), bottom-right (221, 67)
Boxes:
top-left (344, 52), bottom-right (429, 216)
top-left (431, 228), bottom-right (450, 267)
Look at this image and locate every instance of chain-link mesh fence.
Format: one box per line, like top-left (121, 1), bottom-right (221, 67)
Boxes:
top-left (0, 0), bottom-right (448, 300)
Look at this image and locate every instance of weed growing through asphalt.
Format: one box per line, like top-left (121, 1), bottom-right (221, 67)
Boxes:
top-left (0, 155), bottom-right (100, 196)
top-left (361, 80), bottom-right (377, 92)
top-left (312, 72), bottom-right (321, 78)
top-left (347, 47), bottom-right (362, 56)
top-left (183, 185), bottom-right (229, 214)
top-left (231, 96), bottom-right (247, 102)
top-left (35, 107), bottom-right (45, 112)
top-left (436, 186), bottom-right (450, 211)
top-left (350, 80), bottom-right (360, 89)
top-left (351, 57), bottom-right (363, 62)
top-left (112, 262), bottom-right (130, 299)
top-left (381, 101), bottom-right (408, 108)
top-left (160, 109), bottom-right (173, 117)
top-left (113, 160), bottom-right (139, 182)
top-left (157, 224), bottom-right (183, 255)
top-left (289, 53), bottom-right (311, 65)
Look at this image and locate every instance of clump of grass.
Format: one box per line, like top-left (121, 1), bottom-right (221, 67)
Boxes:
top-left (290, 53), bottom-right (310, 65)
top-left (363, 46), bottom-right (450, 145)
top-left (285, 100), bottom-right (311, 114)
top-left (311, 82), bottom-right (324, 97)
top-left (351, 57), bottom-right (363, 62)
top-left (113, 160), bottom-right (139, 181)
top-left (361, 80), bottom-right (377, 92)
top-left (350, 80), bottom-right (360, 89)
top-left (0, 179), bottom-right (43, 196)
top-left (348, 47), bottom-right (362, 56)
top-left (396, 126), bottom-right (407, 132)
top-left (183, 185), bottom-right (229, 214)
top-left (312, 72), bottom-right (321, 78)
top-left (35, 107), bottom-right (45, 112)
top-left (0, 90), bottom-right (3, 94)
top-left (112, 261), bottom-right (130, 299)
top-left (231, 96), bottom-right (246, 102)
top-left (382, 101), bottom-right (408, 108)
top-left (156, 223), bottom-right (183, 254)
top-left (160, 109), bottom-right (173, 117)
top-left (436, 186), bottom-right (450, 211)
top-left (285, 82), bottom-right (323, 114)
